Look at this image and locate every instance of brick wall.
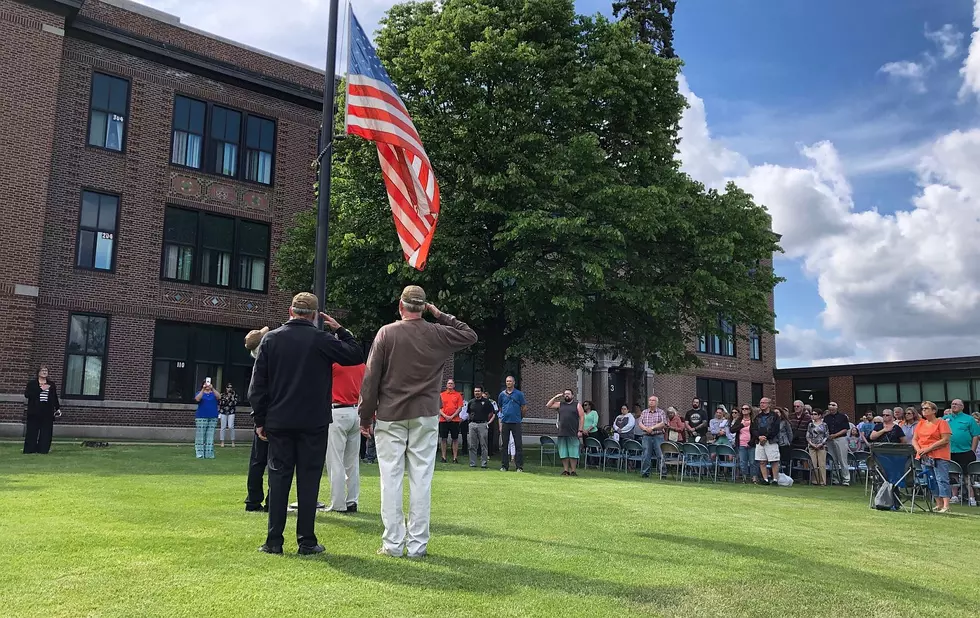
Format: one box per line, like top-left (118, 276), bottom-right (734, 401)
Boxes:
top-left (829, 375), bottom-right (856, 421)
top-left (0, 1), bottom-right (65, 392)
top-left (775, 378), bottom-right (793, 410)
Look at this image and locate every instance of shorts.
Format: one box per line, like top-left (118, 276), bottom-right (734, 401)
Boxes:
top-left (950, 450), bottom-right (976, 474)
top-left (439, 421), bottom-right (460, 441)
top-left (557, 436), bottom-right (581, 459)
top-left (755, 442), bottom-right (780, 462)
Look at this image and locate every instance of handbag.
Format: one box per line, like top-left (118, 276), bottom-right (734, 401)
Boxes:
top-left (667, 429), bottom-right (681, 442)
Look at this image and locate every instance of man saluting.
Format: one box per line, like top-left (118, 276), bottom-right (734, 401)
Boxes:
top-left (249, 293), bottom-right (363, 555)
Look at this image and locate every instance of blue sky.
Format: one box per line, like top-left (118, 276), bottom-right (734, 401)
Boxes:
top-left (140, 0), bottom-right (980, 367)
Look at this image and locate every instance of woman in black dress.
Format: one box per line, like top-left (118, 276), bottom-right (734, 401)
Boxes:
top-left (24, 365), bottom-right (61, 454)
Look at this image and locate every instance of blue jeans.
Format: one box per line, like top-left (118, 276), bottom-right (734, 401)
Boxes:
top-left (924, 457), bottom-right (952, 498)
top-left (195, 417), bottom-right (217, 459)
top-left (641, 434), bottom-right (664, 476)
top-left (737, 445), bottom-right (753, 479)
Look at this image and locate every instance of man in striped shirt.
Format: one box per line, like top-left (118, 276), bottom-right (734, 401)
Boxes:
top-left (637, 396), bottom-right (667, 478)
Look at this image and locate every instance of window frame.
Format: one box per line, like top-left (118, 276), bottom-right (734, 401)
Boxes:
top-left (749, 328), bottom-right (762, 361)
top-left (62, 312), bottom-right (110, 400)
top-left (159, 206), bottom-right (270, 293)
top-left (86, 71), bottom-right (131, 153)
top-left (149, 321), bottom-right (253, 403)
top-left (697, 316), bottom-right (736, 358)
top-left (168, 94), bottom-right (277, 186)
top-left (75, 188), bottom-right (121, 273)
top-left (169, 94), bottom-right (208, 171)
top-left (751, 383), bottom-right (764, 406)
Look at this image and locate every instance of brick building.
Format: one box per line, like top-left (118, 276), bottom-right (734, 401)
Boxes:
top-left (0, 0), bottom-right (776, 442)
top-left (775, 356), bottom-right (980, 421)
top-left (0, 0), bottom-right (325, 439)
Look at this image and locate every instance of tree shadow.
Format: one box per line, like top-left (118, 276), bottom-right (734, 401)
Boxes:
top-left (638, 531), bottom-right (977, 611)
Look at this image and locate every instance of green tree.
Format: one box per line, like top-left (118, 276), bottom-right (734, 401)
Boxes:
top-left (276, 0), bottom-right (780, 397)
top-left (612, 0), bottom-right (677, 58)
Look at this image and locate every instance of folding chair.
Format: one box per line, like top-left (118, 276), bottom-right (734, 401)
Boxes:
top-left (602, 438), bottom-right (624, 472)
top-left (582, 437), bottom-right (603, 470)
top-left (539, 436), bottom-right (558, 467)
top-left (714, 444), bottom-right (737, 482)
top-left (790, 448), bottom-right (812, 484)
top-left (967, 461), bottom-right (980, 495)
top-left (621, 439), bottom-right (644, 473)
top-left (867, 444), bottom-right (915, 513)
top-left (681, 443), bottom-right (709, 482)
top-left (948, 460), bottom-right (964, 502)
top-left (660, 442), bottom-right (683, 480)
top-left (910, 458), bottom-right (934, 514)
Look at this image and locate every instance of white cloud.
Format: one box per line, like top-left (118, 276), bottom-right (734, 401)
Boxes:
top-left (676, 75), bottom-right (749, 189)
top-left (677, 10), bottom-right (980, 366)
top-left (961, 0), bottom-right (980, 100)
top-left (878, 60), bottom-right (929, 93)
top-left (926, 24), bottom-right (964, 60)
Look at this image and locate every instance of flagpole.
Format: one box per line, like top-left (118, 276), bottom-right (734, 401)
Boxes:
top-left (313, 0), bottom-right (341, 321)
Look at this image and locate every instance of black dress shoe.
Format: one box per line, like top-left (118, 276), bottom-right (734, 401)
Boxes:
top-left (245, 505), bottom-right (264, 512)
top-left (298, 544), bottom-right (325, 555)
top-left (346, 502), bottom-right (358, 513)
top-left (258, 544), bottom-right (283, 554)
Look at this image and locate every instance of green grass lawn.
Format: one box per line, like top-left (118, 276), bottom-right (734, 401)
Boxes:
top-left (2, 443), bottom-right (979, 617)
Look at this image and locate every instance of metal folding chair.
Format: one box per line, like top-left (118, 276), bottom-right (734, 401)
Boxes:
top-left (539, 436), bottom-right (558, 467)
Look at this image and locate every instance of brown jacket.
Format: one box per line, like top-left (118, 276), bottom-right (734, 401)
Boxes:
top-left (358, 313), bottom-right (477, 425)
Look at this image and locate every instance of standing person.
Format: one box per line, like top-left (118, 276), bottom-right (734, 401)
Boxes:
top-left (581, 401), bottom-right (605, 443)
top-left (857, 410), bottom-right (876, 443)
top-left (466, 387), bottom-right (495, 468)
top-left (730, 406), bottom-right (754, 481)
top-left (636, 396), bottom-right (666, 478)
top-left (806, 409), bottom-right (829, 486)
top-left (708, 406), bottom-right (730, 446)
top-left (899, 407), bottom-right (920, 444)
top-left (358, 287), bottom-right (477, 559)
top-left (249, 293), bottom-right (364, 556)
top-left (666, 407), bottom-right (686, 443)
top-left (219, 383), bottom-right (238, 448)
top-left (547, 390), bottom-right (585, 476)
top-left (776, 407), bottom-right (794, 475)
top-left (790, 401), bottom-right (811, 450)
top-left (869, 410), bottom-right (906, 444)
top-left (244, 326), bottom-right (270, 513)
top-left (438, 379), bottom-right (464, 464)
top-left (486, 390), bottom-right (501, 457)
top-left (497, 376), bottom-right (527, 472)
top-left (943, 399), bottom-right (980, 507)
top-left (685, 398), bottom-right (708, 443)
top-left (23, 366), bottom-right (61, 455)
top-left (913, 401), bottom-right (953, 513)
top-left (824, 402), bottom-right (852, 486)
top-left (325, 361), bottom-right (367, 513)
top-left (613, 405), bottom-right (636, 443)
top-left (194, 380), bottom-right (219, 459)
top-left (751, 397), bottom-right (780, 485)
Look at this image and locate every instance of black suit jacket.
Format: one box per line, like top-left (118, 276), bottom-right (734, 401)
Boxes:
top-left (25, 380), bottom-right (59, 417)
top-left (248, 319), bottom-right (363, 430)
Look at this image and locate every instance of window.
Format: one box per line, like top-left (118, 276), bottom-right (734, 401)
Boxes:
top-left (697, 317), bottom-right (735, 357)
top-left (64, 314), bottom-right (108, 397)
top-left (172, 96), bottom-right (206, 168)
top-left (749, 328), bottom-right (761, 361)
top-left (946, 380), bottom-right (971, 401)
top-left (151, 321), bottom-right (252, 402)
top-left (76, 191), bottom-right (118, 271)
top-left (922, 381), bottom-right (945, 402)
top-left (696, 377), bottom-right (738, 416)
top-left (245, 116), bottom-right (275, 184)
top-left (162, 207), bottom-right (198, 282)
top-left (855, 384), bottom-right (876, 405)
top-left (161, 207), bottom-right (270, 292)
top-left (452, 348), bottom-right (520, 401)
top-left (876, 383), bottom-right (898, 404)
top-left (751, 383), bottom-right (764, 406)
top-left (88, 73), bottom-right (128, 151)
top-left (210, 106), bottom-right (242, 178)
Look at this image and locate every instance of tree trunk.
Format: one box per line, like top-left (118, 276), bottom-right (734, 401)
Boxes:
top-left (630, 351), bottom-right (647, 408)
top-left (482, 329), bottom-right (508, 400)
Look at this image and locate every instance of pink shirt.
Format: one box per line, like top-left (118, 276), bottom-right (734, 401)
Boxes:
top-left (739, 424), bottom-right (751, 447)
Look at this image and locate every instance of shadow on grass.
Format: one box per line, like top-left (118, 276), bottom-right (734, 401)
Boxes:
top-left (321, 551), bottom-right (686, 611)
top-left (639, 531), bottom-right (977, 611)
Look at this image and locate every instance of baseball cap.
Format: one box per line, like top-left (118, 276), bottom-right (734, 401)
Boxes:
top-left (291, 292), bottom-right (318, 314)
top-left (400, 285), bottom-right (426, 311)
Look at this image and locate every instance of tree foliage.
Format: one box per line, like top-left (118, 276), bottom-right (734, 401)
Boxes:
top-left (612, 0), bottom-right (677, 58)
top-left (276, 0), bottom-right (781, 395)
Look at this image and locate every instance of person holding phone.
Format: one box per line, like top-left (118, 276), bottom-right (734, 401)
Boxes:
top-left (24, 365), bottom-right (62, 454)
top-left (194, 378), bottom-right (219, 459)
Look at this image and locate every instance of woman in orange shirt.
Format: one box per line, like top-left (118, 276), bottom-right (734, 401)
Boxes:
top-left (912, 400), bottom-right (953, 513)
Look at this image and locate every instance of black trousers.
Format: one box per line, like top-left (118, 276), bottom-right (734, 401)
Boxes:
top-left (500, 422), bottom-right (524, 470)
top-left (265, 428), bottom-right (327, 549)
top-left (460, 419), bottom-right (470, 453)
top-left (245, 432), bottom-right (269, 509)
top-left (23, 414), bottom-right (54, 454)
top-left (488, 421), bottom-right (500, 456)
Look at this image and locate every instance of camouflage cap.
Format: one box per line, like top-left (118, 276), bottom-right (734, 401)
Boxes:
top-left (400, 285), bottom-right (426, 311)
top-left (291, 292), bottom-right (319, 314)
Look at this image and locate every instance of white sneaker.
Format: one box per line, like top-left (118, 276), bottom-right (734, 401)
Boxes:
top-left (969, 498), bottom-right (977, 507)
top-left (950, 496), bottom-right (961, 504)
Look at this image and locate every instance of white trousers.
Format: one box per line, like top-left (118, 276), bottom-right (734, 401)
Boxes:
top-left (375, 415), bottom-right (438, 557)
top-left (219, 414), bottom-right (235, 442)
top-left (326, 408), bottom-right (361, 511)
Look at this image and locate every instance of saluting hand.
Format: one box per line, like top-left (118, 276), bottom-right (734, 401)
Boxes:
top-left (425, 303), bottom-right (442, 319)
top-left (319, 312), bottom-right (341, 332)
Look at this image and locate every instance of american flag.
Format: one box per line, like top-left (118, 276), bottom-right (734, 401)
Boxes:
top-left (346, 12), bottom-right (440, 270)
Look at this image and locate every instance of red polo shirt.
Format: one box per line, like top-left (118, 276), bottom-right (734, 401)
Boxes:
top-left (332, 363), bottom-right (365, 406)
top-left (440, 390), bottom-right (464, 422)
